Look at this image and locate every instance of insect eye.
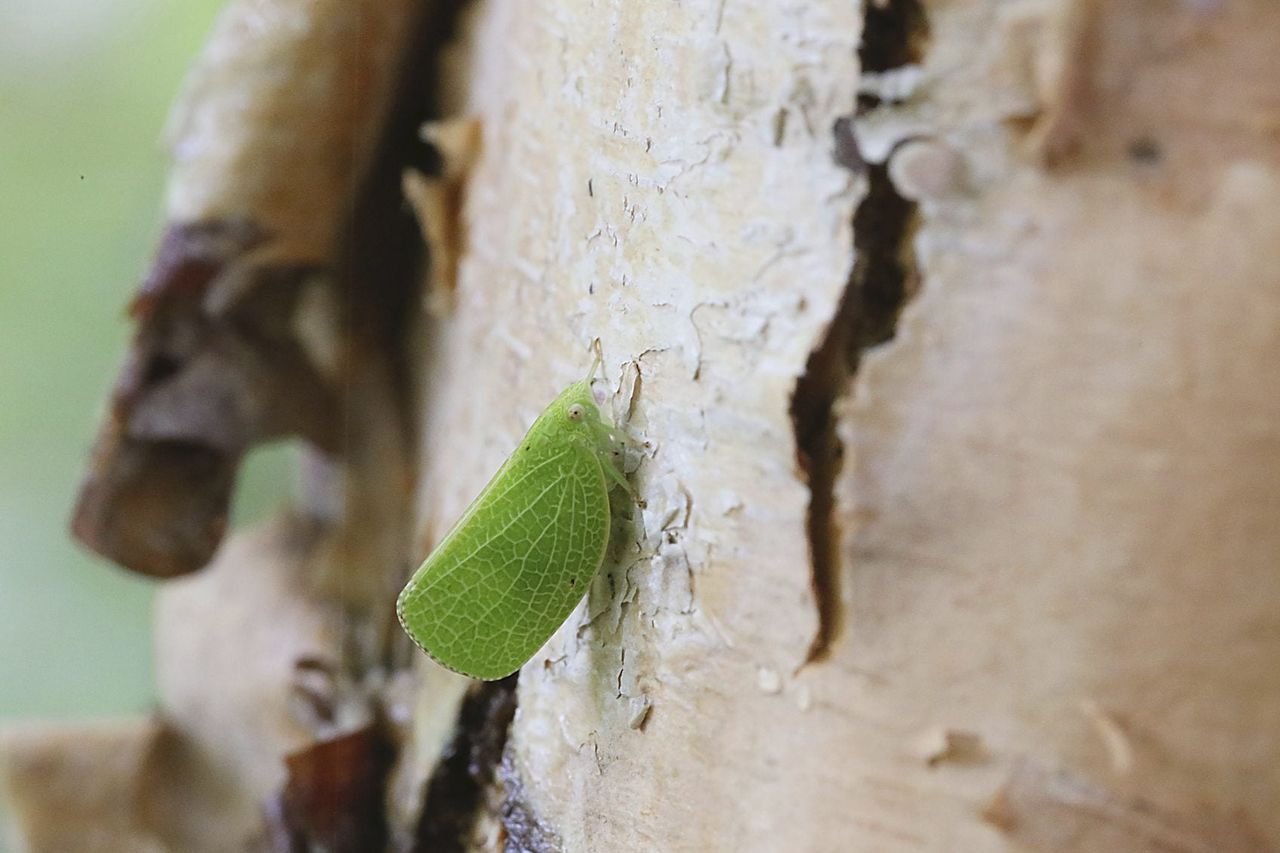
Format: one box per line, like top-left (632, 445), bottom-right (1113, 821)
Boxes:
top-left (567, 404), bottom-right (585, 421)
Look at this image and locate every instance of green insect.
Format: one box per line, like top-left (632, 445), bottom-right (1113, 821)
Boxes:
top-left (396, 356), bottom-right (630, 680)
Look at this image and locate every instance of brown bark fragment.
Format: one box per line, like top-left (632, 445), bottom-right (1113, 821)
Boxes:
top-left (71, 225), bottom-right (338, 577)
top-left (69, 0), bottom-right (426, 578)
top-left (404, 118), bottom-right (484, 315)
top-left (271, 726), bottom-right (397, 852)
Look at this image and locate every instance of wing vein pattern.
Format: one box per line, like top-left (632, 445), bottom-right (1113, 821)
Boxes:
top-left (399, 439), bottom-right (610, 679)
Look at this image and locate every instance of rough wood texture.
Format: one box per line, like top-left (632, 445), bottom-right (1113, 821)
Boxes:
top-left (404, 0), bottom-right (1280, 849)
top-left (6, 0), bottom-right (1279, 849)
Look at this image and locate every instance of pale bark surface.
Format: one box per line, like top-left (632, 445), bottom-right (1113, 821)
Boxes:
top-left (413, 1), bottom-right (1280, 849)
top-left (5, 0), bottom-right (1279, 851)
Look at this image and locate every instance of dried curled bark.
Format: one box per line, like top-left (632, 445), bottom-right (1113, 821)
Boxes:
top-left (70, 0), bottom-right (425, 578)
top-left (13, 0), bottom-right (1280, 850)
top-left (11, 0), bottom-right (443, 847)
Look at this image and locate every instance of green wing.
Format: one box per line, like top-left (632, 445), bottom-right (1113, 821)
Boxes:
top-left (396, 440), bottom-right (611, 680)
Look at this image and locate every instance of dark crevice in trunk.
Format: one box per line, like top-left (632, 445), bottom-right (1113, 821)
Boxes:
top-left (315, 0), bottom-right (476, 675)
top-left (412, 676), bottom-right (520, 852)
top-left (306, 0), bottom-right (473, 690)
top-left (497, 743), bottom-right (563, 853)
top-left (335, 0), bottom-right (472, 445)
top-left (284, 1), bottom-right (487, 849)
top-left (791, 0), bottom-right (928, 664)
top-left (860, 0), bottom-right (929, 73)
top-left (857, 0), bottom-right (930, 113)
top-left (330, 0), bottom-right (473, 676)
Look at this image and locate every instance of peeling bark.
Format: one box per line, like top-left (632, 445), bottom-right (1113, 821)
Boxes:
top-left (70, 0), bottom-right (431, 578)
top-left (9, 0), bottom-right (1280, 850)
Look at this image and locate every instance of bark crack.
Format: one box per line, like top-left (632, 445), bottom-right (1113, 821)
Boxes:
top-left (413, 677), bottom-right (519, 853)
top-left (790, 0), bottom-right (928, 664)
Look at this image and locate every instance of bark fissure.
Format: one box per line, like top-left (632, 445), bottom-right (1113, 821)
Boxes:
top-left (413, 677), bottom-right (519, 852)
top-left (858, 0), bottom-right (930, 110)
top-left (791, 0), bottom-right (927, 663)
top-left (334, 0), bottom-right (473, 424)
top-left (497, 744), bottom-right (563, 853)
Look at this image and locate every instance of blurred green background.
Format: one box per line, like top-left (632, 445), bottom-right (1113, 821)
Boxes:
top-left (0, 0), bottom-right (292, 719)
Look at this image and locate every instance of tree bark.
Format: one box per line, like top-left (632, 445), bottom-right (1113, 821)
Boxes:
top-left (6, 0), bottom-right (1280, 851)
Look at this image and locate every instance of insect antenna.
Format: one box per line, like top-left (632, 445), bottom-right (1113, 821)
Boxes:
top-left (585, 338), bottom-right (605, 383)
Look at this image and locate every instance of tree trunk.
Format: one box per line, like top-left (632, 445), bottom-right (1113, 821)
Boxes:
top-left (6, 0), bottom-right (1280, 851)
